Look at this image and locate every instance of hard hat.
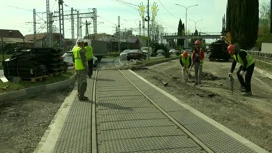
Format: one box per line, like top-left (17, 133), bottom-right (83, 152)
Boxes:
top-left (195, 40), bottom-right (200, 45)
top-left (183, 51), bottom-right (188, 58)
top-left (227, 45), bottom-right (235, 54)
top-left (76, 38), bottom-right (84, 43)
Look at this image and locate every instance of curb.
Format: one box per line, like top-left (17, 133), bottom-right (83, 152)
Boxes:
top-left (255, 67), bottom-right (272, 80)
top-left (0, 73), bottom-right (76, 104)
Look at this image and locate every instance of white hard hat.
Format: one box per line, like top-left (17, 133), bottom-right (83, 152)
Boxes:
top-left (76, 38), bottom-right (84, 43)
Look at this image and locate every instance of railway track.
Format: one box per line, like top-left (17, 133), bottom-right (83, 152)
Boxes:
top-left (90, 60), bottom-right (214, 152)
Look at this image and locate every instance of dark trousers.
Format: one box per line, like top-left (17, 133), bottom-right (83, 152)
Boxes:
top-left (88, 59), bottom-right (93, 77)
top-left (237, 63), bottom-right (255, 92)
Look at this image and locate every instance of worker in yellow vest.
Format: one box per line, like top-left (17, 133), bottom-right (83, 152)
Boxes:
top-left (227, 44), bottom-right (255, 96)
top-left (73, 38), bottom-right (88, 101)
top-left (180, 51), bottom-right (192, 83)
top-left (84, 41), bottom-right (94, 78)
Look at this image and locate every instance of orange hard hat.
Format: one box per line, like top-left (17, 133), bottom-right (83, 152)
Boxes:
top-left (195, 40), bottom-right (200, 45)
top-left (183, 51), bottom-right (188, 58)
top-left (227, 45), bottom-right (235, 54)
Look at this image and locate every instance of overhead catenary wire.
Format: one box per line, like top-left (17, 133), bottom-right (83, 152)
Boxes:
top-left (98, 16), bottom-right (117, 26)
top-left (157, 0), bottom-right (180, 19)
top-left (113, 0), bottom-right (138, 10)
top-left (7, 5), bottom-right (32, 12)
top-left (156, 17), bottom-right (177, 31)
top-left (8, 5), bottom-right (47, 23)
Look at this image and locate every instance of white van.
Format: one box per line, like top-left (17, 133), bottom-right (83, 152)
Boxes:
top-left (141, 47), bottom-right (152, 56)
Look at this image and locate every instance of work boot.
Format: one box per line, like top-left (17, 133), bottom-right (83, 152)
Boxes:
top-left (242, 91), bottom-right (252, 96)
top-left (78, 95), bottom-right (89, 101)
top-left (240, 86), bottom-right (246, 92)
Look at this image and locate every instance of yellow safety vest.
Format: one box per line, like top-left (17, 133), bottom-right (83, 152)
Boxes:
top-left (233, 49), bottom-right (255, 68)
top-left (73, 46), bottom-right (85, 70)
top-left (181, 54), bottom-right (191, 67)
top-left (85, 46), bottom-right (93, 60)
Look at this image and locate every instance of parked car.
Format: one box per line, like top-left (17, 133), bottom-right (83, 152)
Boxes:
top-left (184, 47), bottom-right (193, 52)
top-left (141, 47), bottom-right (152, 56)
top-left (169, 49), bottom-right (180, 55)
top-left (61, 50), bottom-right (98, 69)
top-left (127, 49), bottom-right (147, 61)
top-left (120, 49), bottom-right (132, 61)
top-left (156, 49), bottom-right (165, 56)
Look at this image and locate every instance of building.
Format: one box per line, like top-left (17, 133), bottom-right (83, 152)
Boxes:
top-left (25, 33), bottom-right (62, 48)
top-left (0, 29), bottom-right (35, 53)
top-left (0, 29), bottom-right (28, 48)
top-left (84, 33), bottom-right (113, 41)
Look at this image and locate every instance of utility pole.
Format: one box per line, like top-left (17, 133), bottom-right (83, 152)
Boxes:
top-left (190, 19), bottom-right (203, 31)
top-left (77, 11), bottom-right (80, 38)
top-left (71, 8), bottom-right (75, 43)
top-left (176, 4), bottom-right (198, 48)
top-left (46, 0), bottom-right (53, 47)
top-left (2, 36), bottom-right (4, 61)
top-left (58, 0), bottom-right (65, 52)
top-left (118, 16), bottom-right (121, 52)
top-left (33, 9), bottom-right (37, 47)
top-left (150, 2), bottom-right (158, 42)
top-left (147, 0), bottom-right (150, 60)
top-left (79, 18), bottom-right (83, 37)
top-left (85, 20), bottom-right (91, 39)
top-left (143, 20), bottom-right (145, 36)
top-left (139, 20), bottom-right (141, 36)
top-left (270, 0), bottom-right (272, 33)
top-left (92, 8), bottom-right (97, 34)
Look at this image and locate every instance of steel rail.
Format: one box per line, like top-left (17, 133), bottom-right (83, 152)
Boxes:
top-left (118, 69), bottom-right (215, 153)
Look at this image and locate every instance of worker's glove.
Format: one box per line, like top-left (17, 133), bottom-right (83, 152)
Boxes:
top-left (239, 70), bottom-right (245, 76)
top-left (228, 72), bottom-right (232, 77)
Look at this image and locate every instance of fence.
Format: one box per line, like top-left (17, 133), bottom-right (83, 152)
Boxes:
top-left (248, 51), bottom-right (272, 65)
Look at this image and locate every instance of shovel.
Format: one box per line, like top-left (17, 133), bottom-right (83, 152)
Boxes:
top-left (2, 83), bottom-right (13, 90)
top-left (229, 75), bottom-right (234, 94)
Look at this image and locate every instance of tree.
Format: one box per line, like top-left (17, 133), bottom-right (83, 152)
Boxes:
top-left (255, 2), bottom-right (272, 49)
top-left (221, 14), bottom-right (226, 35)
top-left (177, 19), bottom-right (185, 49)
top-left (226, 0), bottom-right (259, 49)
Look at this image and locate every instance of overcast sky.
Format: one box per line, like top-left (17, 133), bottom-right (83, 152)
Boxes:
top-left (0, 0), bottom-right (270, 38)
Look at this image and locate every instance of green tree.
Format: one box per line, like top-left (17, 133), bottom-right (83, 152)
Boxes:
top-left (226, 0), bottom-right (259, 49)
top-left (177, 19), bottom-right (185, 49)
top-left (255, 2), bottom-right (272, 49)
top-left (221, 14), bottom-right (226, 35)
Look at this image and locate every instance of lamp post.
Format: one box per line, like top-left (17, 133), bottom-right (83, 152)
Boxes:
top-left (175, 4), bottom-right (198, 48)
top-left (190, 19), bottom-right (203, 31)
top-left (198, 27), bottom-right (207, 35)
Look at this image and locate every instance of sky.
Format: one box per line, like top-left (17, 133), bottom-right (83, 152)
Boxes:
top-left (0, 0), bottom-right (270, 39)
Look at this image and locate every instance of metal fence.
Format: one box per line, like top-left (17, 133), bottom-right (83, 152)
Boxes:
top-left (248, 51), bottom-right (272, 65)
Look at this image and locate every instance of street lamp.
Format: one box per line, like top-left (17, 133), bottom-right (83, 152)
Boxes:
top-left (190, 19), bottom-right (203, 31)
top-left (198, 27), bottom-right (207, 34)
top-left (175, 3), bottom-right (198, 48)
